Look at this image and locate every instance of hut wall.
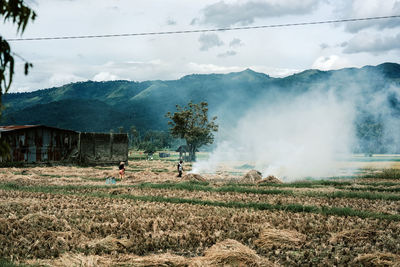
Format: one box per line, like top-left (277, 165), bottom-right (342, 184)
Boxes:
top-left (2, 127), bottom-right (79, 163)
top-left (79, 133), bottom-right (128, 164)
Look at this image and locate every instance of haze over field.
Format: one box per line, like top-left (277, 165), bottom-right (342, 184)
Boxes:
top-left (193, 65), bottom-right (400, 180)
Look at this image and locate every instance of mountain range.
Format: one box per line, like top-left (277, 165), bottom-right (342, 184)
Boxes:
top-left (1, 62), bottom-right (400, 152)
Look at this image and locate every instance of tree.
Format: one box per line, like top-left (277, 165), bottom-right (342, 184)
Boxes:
top-left (166, 101), bottom-right (218, 161)
top-left (1, 0), bottom-right (36, 107)
top-left (0, 0), bottom-right (35, 159)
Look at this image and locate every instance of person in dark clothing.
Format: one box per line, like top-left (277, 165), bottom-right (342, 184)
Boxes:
top-left (119, 161), bottom-right (125, 179)
top-left (177, 160), bottom-right (183, 177)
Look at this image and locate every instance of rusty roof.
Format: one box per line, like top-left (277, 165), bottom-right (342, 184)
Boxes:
top-left (0, 125), bottom-right (78, 133)
top-left (0, 125), bottom-right (40, 132)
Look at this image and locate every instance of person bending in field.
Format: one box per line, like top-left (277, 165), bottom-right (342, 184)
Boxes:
top-left (119, 161), bottom-right (125, 179)
top-left (177, 160), bottom-right (183, 177)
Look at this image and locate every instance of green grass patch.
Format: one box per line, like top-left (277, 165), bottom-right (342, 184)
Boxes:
top-left (360, 168), bottom-right (400, 179)
top-left (151, 168), bottom-right (169, 173)
top-left (137, 181), bottom-right (293, 196)
top-left (0, 258), bottom-right (33, 267)
top-left (306, 190), bottom-right (400, 201)
top-left (2, 182), bottom-right (399, 221)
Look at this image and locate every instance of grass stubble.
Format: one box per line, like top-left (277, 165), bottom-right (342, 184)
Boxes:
top-left (0, 163), bottom-right (400, 266)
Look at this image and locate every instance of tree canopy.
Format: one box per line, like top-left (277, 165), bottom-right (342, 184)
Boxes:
top-left (166, 101), bottom-right (218, 161)
top-left (1, 0), bottom-right (35, 101)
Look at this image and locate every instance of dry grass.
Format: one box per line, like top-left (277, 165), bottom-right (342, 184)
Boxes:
top-left (353, 252), bottom-right (400, 266)
top-left (195, 239), bottom-right (279, 267)
top-left (240, 170), bottom-right (262, 183)
top-left (29, 240), bottom-right (280, 267)
top-left (1, 161), bottom-right (400, 266)
top-left (182, 173), bottom-right (207, 182)
top-left (255, 226), bottom-right (306, 250)
top-left (329, 228), bottom-right (381, 244)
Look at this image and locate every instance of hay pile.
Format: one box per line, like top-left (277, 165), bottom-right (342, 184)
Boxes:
top-left (87, 235), bottom-right (134, 252)
top-left (329, 228), bottom-right (380, 244)
top-left (193, 239), bottom-right (278, 267)
top-left (182, 173), bottom-right (207, 182)
top-left (36, 253), bottom-right (103, 267)
top-left (257, 175), bottom-right (283, 184)
top-left (240, 170), bottom-right (262, 183)
top-left (255, 227), bottom-right (306, 250)
top-left (353, 252), bottom-right (400, 266)
top-left (128, 253), bottom-right (187, 267)
top-left (29, 240), bottom-right (279, 267)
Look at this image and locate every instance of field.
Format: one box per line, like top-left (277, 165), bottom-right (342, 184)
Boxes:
top-left (1, 153), bottom-right (400, 266)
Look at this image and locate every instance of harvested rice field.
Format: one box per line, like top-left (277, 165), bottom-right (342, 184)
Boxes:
top-left (1, 157), bottom-right (400, 266)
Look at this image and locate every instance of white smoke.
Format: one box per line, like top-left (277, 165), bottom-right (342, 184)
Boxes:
top-left (192, 89), bottom-right (356, 181)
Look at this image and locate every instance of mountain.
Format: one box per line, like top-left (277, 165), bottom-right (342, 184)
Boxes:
top-left (1, 62), bottom-right (400, 152)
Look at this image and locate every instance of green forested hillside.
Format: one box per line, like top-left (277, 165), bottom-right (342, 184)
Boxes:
top-left (1, 62), bottom-right (400, 152)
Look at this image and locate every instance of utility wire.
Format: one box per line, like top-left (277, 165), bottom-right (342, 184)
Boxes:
top-left (7, 15), bottom-right (400, 42)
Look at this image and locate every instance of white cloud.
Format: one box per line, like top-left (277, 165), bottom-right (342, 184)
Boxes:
top-left (198, 33), bottom-right (224, 51)
top-left (92, 72), bottom-right (120, 81)
top-left (335, 0), bottom-right (400, 33)
top-left (311, 55), bottom-right (351, 70)
top-left (48, 73), bottom-right (85, 87)
top-left (197, 0), bottom-right (320, 27)
top-left (187, 62), bottom-right (242, 73)
top-left (342, 32), bottom-right (400, 54)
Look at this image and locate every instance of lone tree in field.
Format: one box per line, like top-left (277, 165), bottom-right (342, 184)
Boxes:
top-left (166, 101), bottom-right (218, 161)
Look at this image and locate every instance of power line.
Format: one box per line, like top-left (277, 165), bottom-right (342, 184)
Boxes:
top-left (7, 15), bottom-right (400, 42)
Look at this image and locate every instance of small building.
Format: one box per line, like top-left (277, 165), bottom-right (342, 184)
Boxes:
top-left (78, 132), bottom-right (129, 164)
top-left (0, 125), bottom-right (79, 162)
top-left (0, 125), bottom-right (128, 164)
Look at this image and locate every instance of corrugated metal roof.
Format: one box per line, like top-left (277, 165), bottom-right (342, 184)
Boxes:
top-left (0, 125), bottom-right (78, 133)
top-left (0, 125), bottom-right (40, 132)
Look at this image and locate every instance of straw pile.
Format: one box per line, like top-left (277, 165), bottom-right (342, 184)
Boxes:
top-left (192, 239), bottom-right (278, 267)
top-left (258, 175), bottom-right (283, 184)
top-left (182, 173), bottom-right (207, 182)
top-left (37, 253), bottom-right (103, 267)
top-left (255, 227), bottom-right (306, 250)
top-left (329, 228), bottom-right (380, 244)
top-left (87, 235), bottom-right (134, 252)
top-left (353, 252), bottom-right (400, 266)
top-left (128, 253), bottom-right (188, 267)
top-left (240, 170), bottom-right (262, 183)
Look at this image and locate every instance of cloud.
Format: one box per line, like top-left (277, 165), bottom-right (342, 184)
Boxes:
top-left (335, 0), bottom-right (400, 33)
top-left (312, 55), bottom-right (351, 70)
top-left (92, 72), bottom-right (120, 81)
top-left (229, 38), bottom-right (244, 47)
top-left (196, 0), bottom-right (320, 27)
top-left (166, 18), bottom-right (177, 25)
top-left (187, 62), bottom-right (242, 73)
top-left (217, 50), bottom-right (237, 58)
top-left (342, 32), bottom-right (400, 54)
top-left (320, 43), bottom-right (329, 49)
top-left (198, 33), bottom-right (224, 51)
top-left (48, 73), bottom-right (85, 87)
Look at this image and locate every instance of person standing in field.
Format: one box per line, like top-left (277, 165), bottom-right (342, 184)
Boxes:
top-left (177, 160), bottom-right (183, 177)
top-left (119, 161), bottom-right (125, 179)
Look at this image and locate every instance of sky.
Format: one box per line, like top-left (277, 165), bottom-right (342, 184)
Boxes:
top-left (3, 0), bottom-right (400, 92)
